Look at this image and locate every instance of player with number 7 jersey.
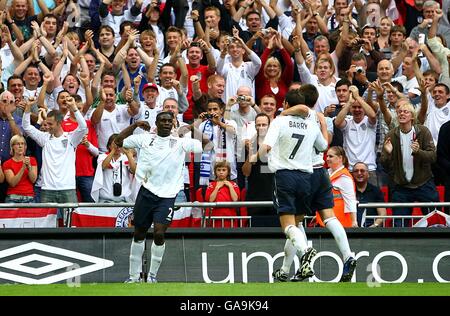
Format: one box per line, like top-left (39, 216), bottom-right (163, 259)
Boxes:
top-left (263, 110), bottom-right (328, 174)
top-left (258, 90), bottom-right (328, 280)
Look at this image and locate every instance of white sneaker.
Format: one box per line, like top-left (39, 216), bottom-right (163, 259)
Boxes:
top-left (124, 277), bottom-right (141, 283)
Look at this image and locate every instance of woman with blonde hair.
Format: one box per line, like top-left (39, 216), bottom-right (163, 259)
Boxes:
top-left (3, 135), bottom-right (37, 203)
top-left (255, 32), bottom-right (293, 109)
top-left (316, 146), bottom-right (358, 228)
top-left (377, 16), bottom-right (393, 51)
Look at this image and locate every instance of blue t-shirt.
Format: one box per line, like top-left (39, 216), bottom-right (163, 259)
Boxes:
top-left (118, 64), bottom-right (148, 101)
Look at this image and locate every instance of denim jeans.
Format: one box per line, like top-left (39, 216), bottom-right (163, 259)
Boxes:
top-left (41, 189), bottom-right (78, 203)
top-left (34, 186), bottom-right (41, 203)
top-left (375, 153), bottom-right (390, 188)
top-left (391, 179), bottom-right (440, 227)
top-left (444, 178), bottom-right (450, 214)
top-left (5, 195), bottom-right (34, 203)
top-left (76, 176), bottom-right (95, 202)
top-left (41, 189), bottom-right (78, 223)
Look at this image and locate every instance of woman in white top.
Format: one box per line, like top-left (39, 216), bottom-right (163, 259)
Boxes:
top-left (91, 133), bottom-right (136, 202)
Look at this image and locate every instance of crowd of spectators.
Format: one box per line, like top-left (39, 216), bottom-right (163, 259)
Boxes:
top-left (0, 0), bottom-right (449, 227)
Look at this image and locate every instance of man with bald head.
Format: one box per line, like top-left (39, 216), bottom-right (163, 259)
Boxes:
top-left (0, 91), bottom-right (22, 163)
top-left (1, 88), bottom-right (27, 203)
top-left (0, 91), bottom-right (22, 201)
top-left (363, 59), bottom-right (396, 186)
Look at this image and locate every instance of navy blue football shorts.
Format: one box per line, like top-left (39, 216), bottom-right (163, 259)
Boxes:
top-left (273, 169), bottom-right (312, 215)
top-left (133, 186), bottom-right (176, 229)
top-left (308, 167), bottom-right (334, 214)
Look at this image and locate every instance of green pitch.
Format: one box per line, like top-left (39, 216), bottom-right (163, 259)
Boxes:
top-left (0, 283), bottom-right (449, 296)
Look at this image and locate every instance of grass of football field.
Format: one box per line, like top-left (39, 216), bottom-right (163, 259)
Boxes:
top-left (0, 282), bottom-right (449, 296)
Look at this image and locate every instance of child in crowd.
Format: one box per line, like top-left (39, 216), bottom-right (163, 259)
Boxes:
top-left (205, 160), bottom-right (240, 228)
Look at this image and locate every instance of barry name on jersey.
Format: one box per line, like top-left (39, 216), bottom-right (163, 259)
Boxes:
top-left (289, 120), bottom-right (308, 129)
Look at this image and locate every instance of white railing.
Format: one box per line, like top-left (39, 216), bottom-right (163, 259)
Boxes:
top-left (0, 201), bottom-right (448, 228)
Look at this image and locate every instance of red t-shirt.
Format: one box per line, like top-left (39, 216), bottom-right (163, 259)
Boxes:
top-left (178, 64), bottom-right (211, 121)
top-left (3, 157), bottom-right (37, 196)
top-left (205, 180), bottom-right (241, 228)
top-left (62, 119), bottom-right (99, 176)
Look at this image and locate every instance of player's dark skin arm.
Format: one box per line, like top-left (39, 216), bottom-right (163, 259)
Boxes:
top-left (114, 121), bottom-right (151, 147)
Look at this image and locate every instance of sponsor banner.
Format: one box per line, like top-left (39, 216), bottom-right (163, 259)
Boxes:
top-left (0, 208), bottom-right (57, 228)
top-left (0, 242), bottom-right (113, 284)
top-left (71, 207), bottom-right (195, 228)
top-left (0, 230), bottom-right (449, 284)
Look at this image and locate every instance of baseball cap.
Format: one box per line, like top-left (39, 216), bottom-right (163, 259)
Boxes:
top-left (142, 83), bottom-right (159, 92)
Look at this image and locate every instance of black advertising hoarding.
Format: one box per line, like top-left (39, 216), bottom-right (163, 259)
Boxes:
top-left (0, 228), bottom-right (449, 284)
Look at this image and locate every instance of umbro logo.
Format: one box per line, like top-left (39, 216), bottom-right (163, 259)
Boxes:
top-left (0, 242), bottom-right (114, 284)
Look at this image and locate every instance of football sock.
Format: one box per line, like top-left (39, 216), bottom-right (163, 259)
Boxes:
top-left (281, 239), bottom-right (296, 274)
top-left (129, 239), bottom-right (145, 280)
top-left (324, 217), bottom-right (352, 260)
top-left (297, 222), bottom-right (307, 257)
top-left (149, 241), bottom-right (166, 277)
top-left (284, 225), bottom-right (308, 256)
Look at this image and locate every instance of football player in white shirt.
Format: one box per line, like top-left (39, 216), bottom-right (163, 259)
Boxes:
top-left (272, 84), bottom-right (357, 283)
top-left (257, 89), bottom-right (328, 282)
top-left (115, 111), bottom-right (204, 283)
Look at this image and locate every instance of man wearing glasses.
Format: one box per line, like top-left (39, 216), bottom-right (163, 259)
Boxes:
top-left (0, 91), bottom-right (23, 202)
top-left (352, 162), bottom-right (386, 227)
